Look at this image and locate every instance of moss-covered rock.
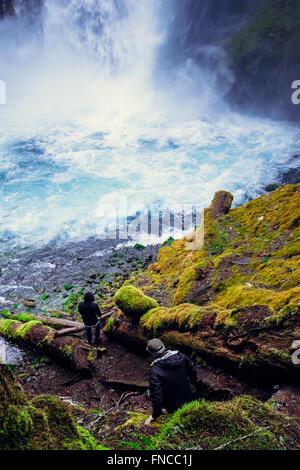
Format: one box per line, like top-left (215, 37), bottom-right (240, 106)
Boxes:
top-left (115, 286), bottom-right (158, 321)
top-left (0, 366), bottom-right (106, 450)
top-left (206, 190), bottom-right (233, 219)
top-left (153, 395), bottom-right (299, 450)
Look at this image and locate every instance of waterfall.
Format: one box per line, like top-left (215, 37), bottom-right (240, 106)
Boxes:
top-left (0, 0), bottom-right (298, 250)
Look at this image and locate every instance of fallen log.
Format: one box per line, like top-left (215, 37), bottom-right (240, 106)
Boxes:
top-left (107, 311), bottom-right (300, 383)
top-left (54, 325), bottom-right (85, 337)
top-left (0, 318), bottom-right (97, 372)
top-left (101, 311), bottom-right (114, 320)
top-left (100, 378), bottom-right (148, 393)
top-left (0, 310), bottom-right (83, 329)
top-left (47, 308), bottom-right (73, 317)
top-left (2, 310), bottom-right (113, 329)
top-left (54, 311), bottom-right (114, 337)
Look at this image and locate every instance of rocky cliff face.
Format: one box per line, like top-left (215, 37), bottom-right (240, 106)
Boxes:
top-left (170, 0), bottom-right (300, 122)
top-left (0, 1), bottom-right (43, 22)
top-left (226, 0), bottom-right (300, 121)
top-left (0, 0), bottom-right (14, 18)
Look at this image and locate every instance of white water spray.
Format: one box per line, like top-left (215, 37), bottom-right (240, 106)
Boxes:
top-left (0, 0), bottom-right (299, 249)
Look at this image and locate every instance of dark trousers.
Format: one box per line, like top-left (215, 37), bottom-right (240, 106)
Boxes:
top-left (85, 322), bottom-right (101, 344)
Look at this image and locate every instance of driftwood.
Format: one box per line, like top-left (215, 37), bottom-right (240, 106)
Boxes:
top-left (47, 308), bottom-right (73, 317)
top-left (54, 311), bottom-right (114, 337)
top-left (54, 325), bottom-right (85, 337)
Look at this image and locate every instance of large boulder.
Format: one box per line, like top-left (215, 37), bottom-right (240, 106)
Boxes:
top-left (208, 190), bottom-right (233, 219)
top-left (115, 286), bottom-right (158, 321)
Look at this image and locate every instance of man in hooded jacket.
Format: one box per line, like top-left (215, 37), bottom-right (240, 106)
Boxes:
top-left (78, 292), bottom-right (101, 345)
top-left (145, 339), bottom-right (197, 425)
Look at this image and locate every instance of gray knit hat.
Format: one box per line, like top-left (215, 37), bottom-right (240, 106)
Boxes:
top-left (146, 339), bottom-right (166, 356)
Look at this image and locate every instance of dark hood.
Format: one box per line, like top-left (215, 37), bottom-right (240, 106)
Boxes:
top-left (84, 292), bottom-right (95, 303)
top-left (153, 352), bottom-right (184, 370)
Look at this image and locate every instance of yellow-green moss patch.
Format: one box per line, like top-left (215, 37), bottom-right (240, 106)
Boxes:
top-left (115, 286), bottom-right (158, 320)
top-left (153, 395), bottom-right (298, 450)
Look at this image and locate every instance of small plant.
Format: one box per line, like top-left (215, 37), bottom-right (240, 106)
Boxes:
top-left (122, 433), bottom-right (155, 450)
top-left (163, 237), bottom-right (175, 247)
top-left (50, 312), bottom-right (61, 318)
top-left (133, 244), bottom-right (145, 250)
top-left (64, 284), bottom-right (73, 291)
top-left (104, 316), bottom-right (115, 334)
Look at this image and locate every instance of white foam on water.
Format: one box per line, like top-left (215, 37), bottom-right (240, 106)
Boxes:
top-left (0, 0), bottom-right (299, 250)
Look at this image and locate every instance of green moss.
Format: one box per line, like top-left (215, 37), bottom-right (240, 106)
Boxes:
top-left (228, 0), bottom-right (300, 68)
top-left (173, 267), bottom-right (199, 306)
top-left (252, 257), bottom-right (300, 290)
top-left (59, 344), bottom-right (74, 357)
top-left (275, 304), bottom-right (299, 325)
top-left (114, 412), bottom-right (150, 431)
top-left (115, 286), bottom-right (158, 320)
top-left (141, 304), bottom-right (229, 335)
top-left (17, 313), bottom-right (36, 322)
top-left (153, 395), bottom-right (296, 450)
top-left (214, 285), bottom-right (300, 312)
top-left (109, 185), bottom-right (300, 376)
top-left (64, 284), bottom-right (73, 291)
top-left (104, 316), bottom-right (115, 334)
top-left (0, 367), bottom-right (104, 450)
top-left (62, 290), bottom-right (84, 314)
top-left (13, 320), bottom-right (42, 339)
top-left (0, 319), bottom-right (17, 338)
top-left (64, 426), bottom-right (108, 450)
top-left (50, 312), bottom-right (61, 318)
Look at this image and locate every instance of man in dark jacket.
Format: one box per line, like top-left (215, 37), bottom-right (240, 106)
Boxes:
top-left (78, 292), bottom-right (101, 345)
top-left (145, 339), bottom-right (197, 425)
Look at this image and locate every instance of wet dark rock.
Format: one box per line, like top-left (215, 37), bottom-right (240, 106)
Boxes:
top-left (280, 167), bottom-right (300, 185)
top-left (231, 256), bottom-right (250, 266)
top-left (22, 299), bottom-right (36, 308)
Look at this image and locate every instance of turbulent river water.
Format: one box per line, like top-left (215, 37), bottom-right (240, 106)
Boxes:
top-left (0, 2), bottom-right (299, 257)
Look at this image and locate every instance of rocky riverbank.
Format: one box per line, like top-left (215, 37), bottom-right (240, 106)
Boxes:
top-left (0, 237), bottom-right (161, 315)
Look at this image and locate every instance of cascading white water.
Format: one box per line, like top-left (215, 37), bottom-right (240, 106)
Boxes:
top-left (0, 0), bottom-right (299, 250)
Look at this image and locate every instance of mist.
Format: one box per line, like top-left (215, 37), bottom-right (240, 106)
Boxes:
top-left (0, 0), bottom-right (299, 249)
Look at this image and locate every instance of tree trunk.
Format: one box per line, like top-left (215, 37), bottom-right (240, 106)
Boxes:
top-left (0, 318), bottom-right (97, 372)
